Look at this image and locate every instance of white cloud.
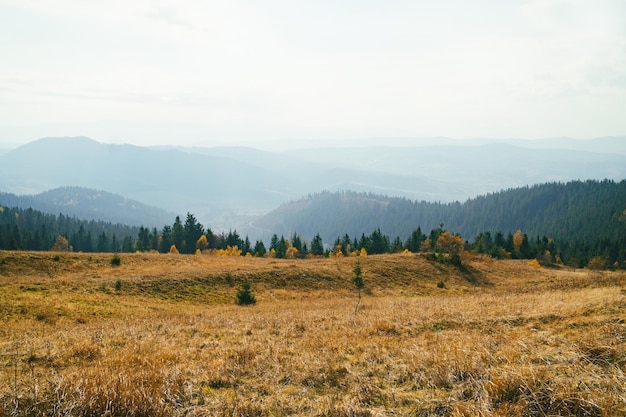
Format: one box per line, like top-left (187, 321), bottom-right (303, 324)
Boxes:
top-left (0, 0), bottom-right (625, 144)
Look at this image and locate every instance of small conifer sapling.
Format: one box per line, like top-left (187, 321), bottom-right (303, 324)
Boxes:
top-left (352, 260), bottom-right (364, 314)
top-left (236, 280), bottom-right (257, 306)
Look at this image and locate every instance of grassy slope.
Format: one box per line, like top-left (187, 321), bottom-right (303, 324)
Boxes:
top-left (0, 251), bottom-right (625, 416)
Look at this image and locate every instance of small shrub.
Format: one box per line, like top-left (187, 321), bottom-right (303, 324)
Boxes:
top-left (110, 254), bottom-right (121, 267)
top-left (424, 252), bottom-right (437, 262)
top-left (236, 280), bottom-right (257, 305)
top-left (225, 273), bottom-right (235, 287)
top-left (437, 280), bottom-right (445, 289)
top-left (115, 279), bottom-right (122, 291)
top-left (449, 252), bottom-right (462, 267)
top-left (352, 261), bottom-right (364, 291)
top-left (587, 256), bottom-right (608, 270)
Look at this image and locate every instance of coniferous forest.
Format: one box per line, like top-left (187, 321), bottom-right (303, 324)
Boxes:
top-left (1, 179), bottom-right (625, 269)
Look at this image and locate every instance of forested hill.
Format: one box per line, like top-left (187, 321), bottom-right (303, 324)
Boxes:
top-left (0, 187), bottom-right (175, 227)
top-left (246, 179), bottom-right (626, 244)
top-left (0, 206), bottom-right (139, 252)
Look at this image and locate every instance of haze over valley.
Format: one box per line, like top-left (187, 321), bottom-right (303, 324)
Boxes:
top-left (1, 136), bottom-right (625, 238)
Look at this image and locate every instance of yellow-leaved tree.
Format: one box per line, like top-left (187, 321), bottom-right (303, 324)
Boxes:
top-left (215, 245), bottom-right (242, 256)
top-left (436, 231), bottom-right (464, 266)
top-left (196, 235), bottom-right (208, 252)
top-left (52, 235), bottom-right (71, 252)
top-left (513, 230), bottom-right (523, 257)
top-left (285, 246), bottom-right (299, 259)
top-left (436, 231), bottom-right (463, 255)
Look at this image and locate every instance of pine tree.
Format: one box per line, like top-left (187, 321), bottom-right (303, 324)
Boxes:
top-left (236, 280), bottom-right (257, 305)
top-left (352, 260), bottom-right (364, 314)
top-left (311, 233), bottom-right (324, 256)
top-left (183, 213), bottom-right (204, 254)
top-left (253, 240), bottom-right (266, 257)
top-left (159, 225), bottom-right (172, 253)
top-left (172, 216), bottom-right (184, 252)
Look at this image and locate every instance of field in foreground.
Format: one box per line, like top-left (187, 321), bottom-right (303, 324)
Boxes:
top-left (0, 251), bottom-right (625, 416)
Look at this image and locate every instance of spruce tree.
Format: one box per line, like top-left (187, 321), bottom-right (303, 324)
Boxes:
top-left (236, 280), bottom-right (257, 305)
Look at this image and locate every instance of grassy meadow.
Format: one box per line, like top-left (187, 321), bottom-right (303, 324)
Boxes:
top-left (0, 251), bottom-right (625, 416)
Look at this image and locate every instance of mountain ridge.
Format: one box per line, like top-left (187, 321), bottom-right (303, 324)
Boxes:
top-left (1, 136), bottom-right (624, 231)
top-left (0, 186), bottom-right (175, 227)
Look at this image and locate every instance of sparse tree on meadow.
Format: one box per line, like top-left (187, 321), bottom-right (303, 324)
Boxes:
top-left (352, 260), bottom-right (364, 314)
top-left (236, 280), bottom-right (257, 305)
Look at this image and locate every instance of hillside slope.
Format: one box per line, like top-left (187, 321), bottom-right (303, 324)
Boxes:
top-left (0, 186), bottom-right (174, 227)
top-left (245, 180), bottom-right (626, 244)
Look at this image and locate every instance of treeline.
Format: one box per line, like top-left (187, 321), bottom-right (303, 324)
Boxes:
top-left (125, 216), bottom-right (626, 268)
top-left (0, 206), bottom-right (139, 252)
top-left (2, 204), bottom-right (623, 269)
top-left (256, 179), bottom-right (626, 248)
top-left (258, 226), bottom-right (623, 269)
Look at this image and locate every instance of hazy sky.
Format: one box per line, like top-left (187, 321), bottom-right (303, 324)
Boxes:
top-left (1, 0), bottom-right (625, 148)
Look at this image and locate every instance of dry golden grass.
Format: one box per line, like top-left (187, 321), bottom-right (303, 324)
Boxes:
top-left (0, 251), bottom-right (625, 416)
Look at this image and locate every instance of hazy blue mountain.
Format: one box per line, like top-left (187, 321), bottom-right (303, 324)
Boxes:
top-left (299, 136), bottom-right (626, 155)
top-left (0, 186), bottom-right (175, 227)
top-left (513, 137), bottom-right (626, 155)
top-left (0, 137), bottom-right (300, 227)
top-left (1, 136), bottom-right (624, 232)
top-left (282, 143), bottom-right (626, 200)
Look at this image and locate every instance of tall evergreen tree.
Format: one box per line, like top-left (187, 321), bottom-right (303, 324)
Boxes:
top-left (275, 235), bottom-right (287, 258)
top-left (311, 233), bottom-right (324, 256)
top-left (253, 240), bottom-right (266, 257)
top-left (182, 213), bottom-right (204, 254)
top-left (172, 216), bottom-right (184, 252)
top-left (136, 226), bottom-right (151, 252)
top-left (159, 225), bottom-right (172, 253)
top-left (405, 227), bottom-right (426, 252)
top-left (97, 232), bottom-right (109, 252)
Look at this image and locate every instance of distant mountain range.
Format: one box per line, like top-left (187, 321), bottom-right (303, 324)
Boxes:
top-left (0, 186), bottom-right (174, 227)
top-left (0, 136), bottom-right (624, 232)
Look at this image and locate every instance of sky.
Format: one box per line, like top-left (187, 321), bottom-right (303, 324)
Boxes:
top-left (0, 0), bottom-right (625, 149)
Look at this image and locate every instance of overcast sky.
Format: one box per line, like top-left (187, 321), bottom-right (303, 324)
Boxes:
top-left (0, 0), bottom-right (625, 148)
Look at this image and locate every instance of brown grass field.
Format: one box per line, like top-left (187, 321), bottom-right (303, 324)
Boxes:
top-left (0, 250), bottom-right (625, 416)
